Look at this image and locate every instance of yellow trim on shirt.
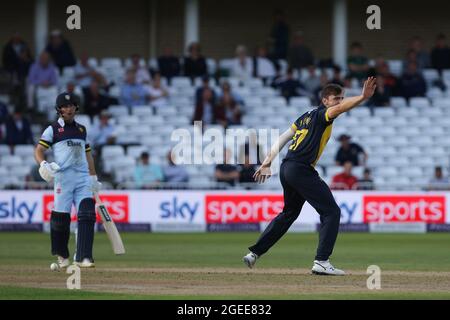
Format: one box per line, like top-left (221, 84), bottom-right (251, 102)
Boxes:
top-left (38, 140), bottom-right (50, 148)
top-left (291, 123), bottom-right (298, 131)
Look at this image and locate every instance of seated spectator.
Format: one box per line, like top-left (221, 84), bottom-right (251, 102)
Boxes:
top-left (287, 31), bottom-right (314, 71)
top-left (148, 72), bottom-right (169, 108)
top-left (183, 42), bottom-right (208, 79)
top-left (329, 65), bottom-right (345, 87)
top-left (274, 67), bottom-right (305, 102)
top-left (427, 166), bottom-right (450, 190)
top-left (88, 111), bottom-right (116, 148)
top-left (65, 81), bottom-right (82, 107)
top-left (239, 154), bottom-right (256, 186)
top-left (403, 49), bottom-right (420, 73)
top-left (45, 30), bottom-right (76, 72)
top-left (74, 52), bottom-right (106, 88)
top-left (27, 51), bottom-right (58, 109)
top-left (347, 42), bottom-right (369, 82)
top-left (219, 81), bottom-right (244, 105)
top-left (313, 72), bottom-right (330, 105)
top-left (431, 34), bottom-right (450, 73)
top-left (367, 76), bottom-right (391, 107)
top-left (2, 32), bottom-right (33, 82)
top-left (128, 53), bottom-right (151, 84)
top-left (193, 87), bottom-right (224, 126)
top-left (0, 102), bottom-right (9, 144)
top-left (253, 46), bottom-right (276, 81)
top-left (269, 10), bottom-right (290, 60)
top-left (5, 108), bottom-right (34, 147)
top-left (335, 134), bottom-right (367, 166)
top-left (215, 149), bottom-right (239, 186)
top-left (195, 76), bottom-right (216, 105)
top-left (163, 152), bottom-right (189, 184)
top-left (377, 62), bottom-right (400, 95)
top-left (216, 82), bottom-right (242, 127)
top-left (231, 45), bottom-right (253, 83)
top-left (357, 168), bottom-right (375, 190)
top-left (238, 132), bottom-right (265, 165)
top-left (83, 81), bottom-right (114, 118)
top-left (400, 61), bottom-right (427, 100)
top-left (409, 36), bottom-right (430, 70)
top-left (157, 46), bottom-right (181, 80)
top-left (133, 152), bottom-right (164, 189)
top-left (120, 70), bottom-right (148, 106)
top-left (303, 65), bottom-right (321, 96)
top-left (331, 161), bottom-right (358, 190)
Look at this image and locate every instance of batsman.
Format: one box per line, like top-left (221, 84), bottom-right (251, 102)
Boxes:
top-left (34, 92), bottom-right (102, 269)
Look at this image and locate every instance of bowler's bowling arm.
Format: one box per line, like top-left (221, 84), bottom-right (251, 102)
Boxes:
top-left (260, 127), bottom-right (295, 167)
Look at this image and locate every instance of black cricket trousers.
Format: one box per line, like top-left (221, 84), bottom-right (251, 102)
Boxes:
top-left (249, 160), bottom-right (341, 261)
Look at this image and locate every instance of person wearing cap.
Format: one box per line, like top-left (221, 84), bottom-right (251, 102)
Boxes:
top-left (335, 134), bottom-right (367, 166)
top-left (34, 92), bottom-right (101, 269)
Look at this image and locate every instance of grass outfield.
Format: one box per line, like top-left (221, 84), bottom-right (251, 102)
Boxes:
top-left (0, 232), bottom-right (449, 299)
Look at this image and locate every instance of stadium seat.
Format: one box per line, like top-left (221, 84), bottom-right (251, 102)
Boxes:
top-left (409, 97), bottom-right (431, 108)
top-left (101, 146), bottom-right (125, 160)
top-left (376, 166), bottom-right (398, 177)
top-left (131, 106), bottom-right (153, 117)
top-left (100, 57), bottom-right (122, 68)
top-left (423, 68), bottom-right (440, 84)
top-left (108, 105), bottom-right (129, 117)
top-left (399, 167), bottom-right (423, 178)
top-left (374, 108), bottom-right (395, 118)
top-left (0, 155), bottom-right (23, 168)
top-left (171, 77), bottom-right (192, 88)
top-left (390, 97), bottom-right (407, 108)
top-left (289, 97), bottom-right (312, 108)
top-left (13, 145), bottom-right (34, 157)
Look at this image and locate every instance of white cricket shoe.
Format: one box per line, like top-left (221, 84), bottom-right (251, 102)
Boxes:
top-left (243, 252), bottom-right (258, 269)
top-left (311, 260), bottom-right (345, 276)
top-left (56, 256), bottom-right (70, 269)
top-left (74, 258), bottom-right (95, 268)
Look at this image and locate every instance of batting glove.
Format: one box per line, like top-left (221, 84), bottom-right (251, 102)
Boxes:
top-left (90, 175), bottom-right (102, 193)
top-left (39, 161), bottom-right (60, 183)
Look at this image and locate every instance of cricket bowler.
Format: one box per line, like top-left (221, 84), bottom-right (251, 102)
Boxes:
top-left (34, 92), bottom-right (102, 269)
top-left (243, 77), bottom-right (377, 275)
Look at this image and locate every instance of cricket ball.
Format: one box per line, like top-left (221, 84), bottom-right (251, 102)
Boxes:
top-left (50, 263), bottom-right (60, 271)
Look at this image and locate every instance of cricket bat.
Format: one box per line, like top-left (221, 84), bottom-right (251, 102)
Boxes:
top-left (94, 192), bottom-right (125, 255)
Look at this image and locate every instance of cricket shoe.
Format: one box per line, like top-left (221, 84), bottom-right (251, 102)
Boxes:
top-left (311, 260), bottom-right (345, 276)
top-left (243, 252), bottom-right (258, 269)
top-left (73, 258), bottom-right (95, 268)
top-left (56, 256), bottom-right (70, 269)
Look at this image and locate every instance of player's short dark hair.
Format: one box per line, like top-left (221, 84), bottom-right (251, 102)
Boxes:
top-left (320, 84), bottom-right (343, 99)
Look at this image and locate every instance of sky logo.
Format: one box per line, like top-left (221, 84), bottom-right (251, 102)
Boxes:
top-left (0, 197), bottom-right (38, 223)
top-left (160, 197), bottom-right (199, 222)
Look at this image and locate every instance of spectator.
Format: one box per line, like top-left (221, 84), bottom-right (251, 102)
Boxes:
top-left (399, 61), bottom-right (427, 99)
top-left (409, 36), bottom-right (430, 69)
top-left (65, 81), bottom-right (82, 107)
top-left (377, 62), bottom-right (400, 95)
top-left (329, 65), bottom-right (345, 87)
top-left (403, 49), bottom-right (420, 72)
top-left (0, 102), bottom-right (9, 143)
top-left (347, 42), bottom-right (369, 81)
top-left (303, 65), bottom-right (321, 96)
top-left (45, 30), bottom-right (76, 72)
top-left (195, 76), bottom-right (216, 106)
top-left (274, 67), bottom-right (305, 102)
top-left (431, 34), bottom-right (450, 73)
top-left (335, 134), bottom-right (367, 166)
top-left (427, 166), bottom-right (450, 190)
top-left (239, 154), bottom-right (256, 185)
top-left (88, 111), bottom-right (116, 148)
top-left (26, 51), bottom-right (58, 109)
top-left (5, 108), bottom-right (34, 146)
top-left (128, 53), bottom-right (151, 84)
top-left (193, 87), bottom-right (224, 126)
top-left (163, 152), bottom-right (189, 184)
top-left (357, 168), bottom-right (375, 190)
top-left (314, 72), bottom-right (330, 105)
top-left (331, 161), bottom-right (358, 190)
top-left (120, 70), bottom-right (148, 106)
top-left (82, 81), bottom-right (114, 118)
top-left (287, 31), bottom-right (314, 71)
top-left (231, 45), bottom-right (253, 83)
top-left (238, 132), bottom-right (265, 165)
top-left (2, 33), bottom-right (33, 82)
top-left (216, 82), bottom-right (242, 126)
top-left (269, 10), bottom-right (290, 60)
top-left (215, 148), bottom-right (239, 186)
top-left (183, 42), bottom-right (208, 79)
top-left (157, 46), bottom-right (181, 81)
top-left (74, 52), bottom-right (106, 88)
top-left (367, 76), bottom-right (391, 107)
top-left (133, 152), bottom-right (164, 189)
top-left (253, 46), bottom-right (276, 81)
top-left (148, 72), bottom-right (169, 108)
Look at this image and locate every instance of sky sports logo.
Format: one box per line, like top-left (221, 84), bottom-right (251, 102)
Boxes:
top-left (42, 194), bottom-right (129, 223)
top-left (363, 195), bottom-right (446, 223)
top-left (205, 195), bottom-right (284, 223)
